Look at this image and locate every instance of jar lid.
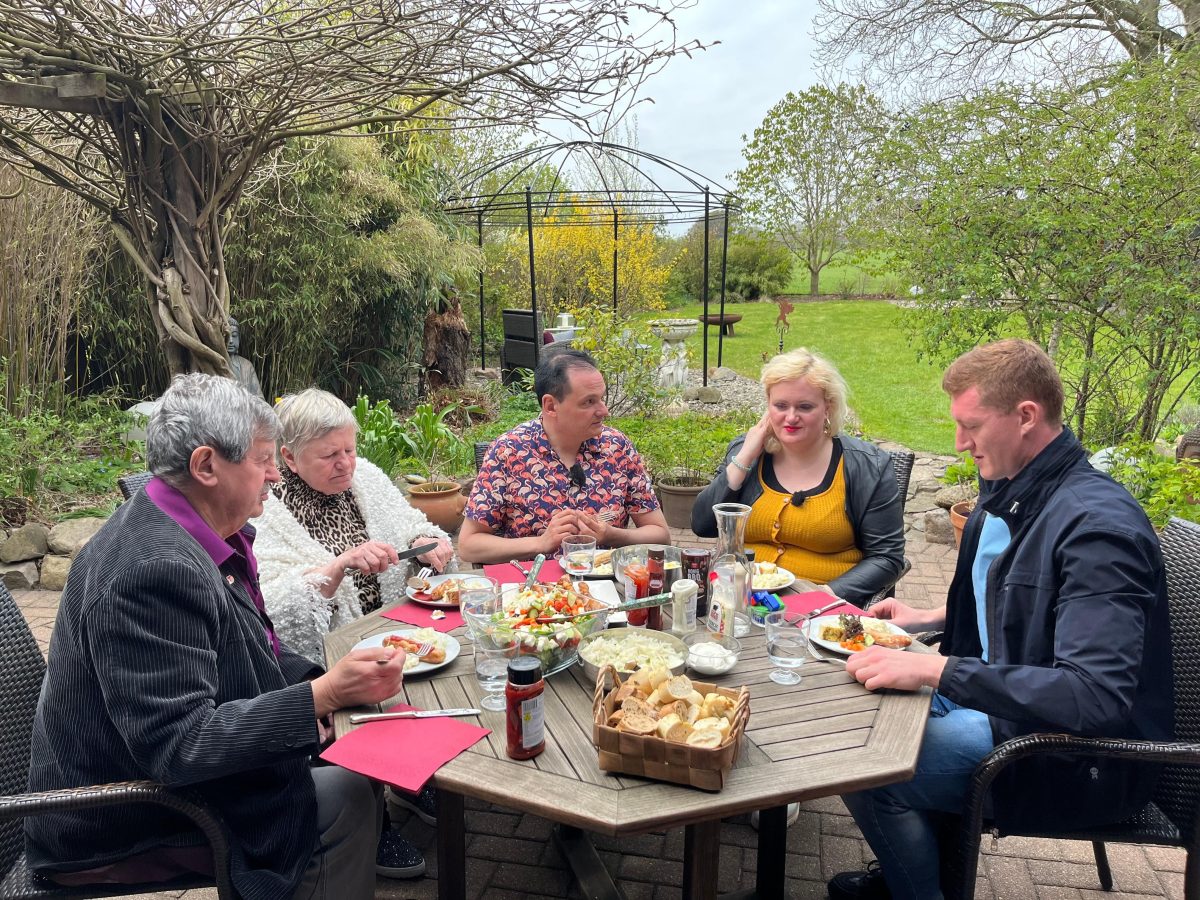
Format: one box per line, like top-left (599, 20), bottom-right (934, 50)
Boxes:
top-left (507, 656), bottom-right (543, 685)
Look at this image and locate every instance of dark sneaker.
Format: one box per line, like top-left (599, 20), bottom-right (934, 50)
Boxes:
top-left (828, 861), bottom-right (890, 900)
top-left (387, 785), bottom-right (437, 827)
top-left (375, 831), bottom-right (426, 879)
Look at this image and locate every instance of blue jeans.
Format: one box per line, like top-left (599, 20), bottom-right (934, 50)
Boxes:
top-left (841, 694), bottom-right (994, 900)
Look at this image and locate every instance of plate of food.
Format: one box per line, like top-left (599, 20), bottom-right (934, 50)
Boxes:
top-left (352, 629), bottom-right (461, 675)
top-left (808, 614), bottom-right (913, 655)
top-left (586, 548), bottom-right (615, 579)
top-left (752, 562), bottom-right (796, 592)
top-left (406, 574), bottom-right (492, 608)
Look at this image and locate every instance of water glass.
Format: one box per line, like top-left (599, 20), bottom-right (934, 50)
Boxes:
top-left (459, 576), bottom-right (500, 621)
top-left (464, 611), bottom-right (518, 712)
top-left (561, 536), bottom-right (597, 583)
top-left (764, 610), bottom-right (806, 685)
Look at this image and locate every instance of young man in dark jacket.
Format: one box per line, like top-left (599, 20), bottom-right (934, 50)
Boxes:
top-left (828, 339), bottom-right (1173, 900)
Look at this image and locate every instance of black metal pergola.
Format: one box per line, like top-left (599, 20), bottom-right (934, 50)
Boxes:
top-left (443, 141), bottom-right (740, 384)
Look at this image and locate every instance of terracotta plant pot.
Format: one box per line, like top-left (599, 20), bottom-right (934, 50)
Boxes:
top-left (949, 499), bottom-right (975, 548)
top-left (656, 480), bottom-right (707, 530)
top-left (407, 481), bottom-right (467, 534)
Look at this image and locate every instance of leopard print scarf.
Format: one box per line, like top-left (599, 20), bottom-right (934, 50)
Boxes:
top-left (272, 467), bottom-right (383, 613)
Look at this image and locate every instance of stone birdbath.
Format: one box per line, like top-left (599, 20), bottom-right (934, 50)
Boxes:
top-left (647, 318), bottom-right (699, 390)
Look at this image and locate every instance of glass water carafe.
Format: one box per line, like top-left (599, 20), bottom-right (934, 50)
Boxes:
top-left (711, 502), bottom-right (753, 637)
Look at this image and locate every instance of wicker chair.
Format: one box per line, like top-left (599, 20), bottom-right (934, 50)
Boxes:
top-left (0, 584), bottom-right (235, 899)
top-left (115, 473), bottom-right (152, 502)
top-left (948, 516), bottom-right (1200, 898)
top-left (473, 441), bottom-right (492, 474)
top-left (864, 450), bottom-right (917, 608)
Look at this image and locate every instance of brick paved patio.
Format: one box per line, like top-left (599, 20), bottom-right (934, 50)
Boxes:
top-left (13, 525), bottom-right (1185, 899)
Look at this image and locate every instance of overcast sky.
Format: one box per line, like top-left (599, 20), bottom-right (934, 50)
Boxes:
top-left (627, 2), bottom-right (820, 190)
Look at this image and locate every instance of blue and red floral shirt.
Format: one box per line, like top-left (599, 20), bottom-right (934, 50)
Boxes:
top-left (466, 419), bottom-right (659, 540)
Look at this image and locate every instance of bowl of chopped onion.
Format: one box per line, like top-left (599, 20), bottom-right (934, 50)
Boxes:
top-left (577, 628), bottom-right (687, 684)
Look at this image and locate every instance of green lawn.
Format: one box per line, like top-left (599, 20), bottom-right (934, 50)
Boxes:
top-left (785, 255), bottom-right (898, 296)
top-left (639, 300), bottom-right (956, 454)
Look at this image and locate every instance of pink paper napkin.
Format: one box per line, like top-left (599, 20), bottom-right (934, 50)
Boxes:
top-left (381, 602), bottom-right (463, 633)
top-left (778, 590), bottom-right (867, 620)
top-left (321, 703), bottom-right (490, 793)
top-left (484, 558), bottom-right (566, 584)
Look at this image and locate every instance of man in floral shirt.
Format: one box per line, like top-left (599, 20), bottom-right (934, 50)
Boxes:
top-left (459, 348), bottom-right (670, 564)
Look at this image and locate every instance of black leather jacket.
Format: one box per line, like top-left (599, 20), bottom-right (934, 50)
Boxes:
top-left (939, 428), bottom-right (1174, 832)
top-left (691, 434), bottom-right (905, 602)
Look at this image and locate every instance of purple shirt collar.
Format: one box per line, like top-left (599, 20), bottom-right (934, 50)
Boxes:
top-left (145, 476), bottom-right (280, 657)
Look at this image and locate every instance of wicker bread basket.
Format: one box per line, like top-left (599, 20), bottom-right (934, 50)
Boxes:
top-left (591, 664), bottom-right (750, 791)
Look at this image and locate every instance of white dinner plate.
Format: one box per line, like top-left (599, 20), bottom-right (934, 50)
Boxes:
top-left (752, 564), bottom-right (797, 592)
top-left (807, 615), bottom-right (911, 656)
top-left (405, 574), bottom-right (492, 609)
top-left (352, 630), bottom-right (461, 675)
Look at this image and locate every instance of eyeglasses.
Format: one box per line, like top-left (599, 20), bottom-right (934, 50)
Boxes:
top-left (790, 491), bottom-right (807, 507)
top-left (569, 463), bottom-right (587, 489)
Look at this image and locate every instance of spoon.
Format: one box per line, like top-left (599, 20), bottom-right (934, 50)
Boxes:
top-left (406, 566), bottom-right (433, 592)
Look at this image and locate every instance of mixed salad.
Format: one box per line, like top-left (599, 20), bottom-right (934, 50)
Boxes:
top-left (496, 578), bottom-right (604, 671)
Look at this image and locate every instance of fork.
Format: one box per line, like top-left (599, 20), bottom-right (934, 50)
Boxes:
top-left (596, 509), bottom-right (619, 523)
top-left (805, 639), bottom-right (847, 667)
top-left (377, 640), bottom-right (433, 665)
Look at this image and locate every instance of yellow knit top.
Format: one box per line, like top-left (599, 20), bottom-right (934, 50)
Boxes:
top-left (745, 452), bottom-right (862, 586)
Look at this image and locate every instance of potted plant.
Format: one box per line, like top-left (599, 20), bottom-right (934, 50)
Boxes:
top-left (653, 452), bottom-right (718, 530)
top-left (395, 401), bottom-right (478, 534)
top-left (938, 454), bottom-right (979, 547)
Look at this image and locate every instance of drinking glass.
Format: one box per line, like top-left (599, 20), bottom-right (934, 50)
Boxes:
top-left (463, 610), bottom-right (517, 712)
top-left (764, 611), bottom-right (806, 685)
top-left (561, 536), bottom-right (597, 584)
top-left (458, 576), bottom-right (500, 622)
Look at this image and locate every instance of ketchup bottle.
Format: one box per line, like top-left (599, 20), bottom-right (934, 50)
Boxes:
top-left (625, 562), bottom-right (650, 626)
top-left (646, 548), bottom-right (665, 630)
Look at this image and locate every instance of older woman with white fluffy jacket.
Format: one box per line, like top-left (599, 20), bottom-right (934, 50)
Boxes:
top-left (253, 388), bottom-right (454, 665)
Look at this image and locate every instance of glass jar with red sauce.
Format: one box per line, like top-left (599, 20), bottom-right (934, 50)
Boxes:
top-left (505, 656), bottom-right (545, 760)
top-left (624, 562), bottom-right (650, 626)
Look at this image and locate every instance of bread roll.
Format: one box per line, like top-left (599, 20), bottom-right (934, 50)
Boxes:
top-left (686, 728), bottom-right (723, 748)
top-left (666, 674), bottom-right (694, 700)
top-left (619, 712), bottom-right (658, 735)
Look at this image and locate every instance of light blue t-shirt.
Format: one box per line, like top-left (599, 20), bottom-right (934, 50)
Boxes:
top-left (970, 512), bottom-right (1011, 663)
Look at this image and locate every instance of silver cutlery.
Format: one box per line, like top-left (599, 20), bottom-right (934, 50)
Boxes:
top-left (596, 509), bottom-right (619, 523)
top-left (349, 708), bottom-right (481, 724)
top-left (346, 542), bottom-right (438, 576)
top-left (406, 566), bottom-right (434, 591)
top-left (509, 559), bottom-right (531, 580)
top-left (374, 639), bottom-right (433, 665)
top-left (786, 599), bottom-right (846, 627)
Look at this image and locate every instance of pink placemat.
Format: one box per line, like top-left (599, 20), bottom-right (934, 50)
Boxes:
top-left (778, 590), bottom-right (867, 619)
top-left (381, 602), bottom-right (463, 633)
top-left (321, 703), bottom-right (490, 793)
top-left (484, 558), bottom-right (566, 584)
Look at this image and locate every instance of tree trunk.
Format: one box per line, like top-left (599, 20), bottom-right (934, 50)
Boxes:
top-left (422, 292), bottom-right (471, 391)
top-left (809, 267), bottom-right (820, 296)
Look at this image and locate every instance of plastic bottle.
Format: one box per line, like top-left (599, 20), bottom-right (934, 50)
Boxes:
top-left (671, 579), bottom-right (698, 635)
top-left (505, 657), bottom-right (545, 760)
top-left (707, 566), bottom-right (736, 636)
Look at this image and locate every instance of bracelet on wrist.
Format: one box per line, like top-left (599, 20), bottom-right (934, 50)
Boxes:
top-left (729, 457), bottom-right (755, 475)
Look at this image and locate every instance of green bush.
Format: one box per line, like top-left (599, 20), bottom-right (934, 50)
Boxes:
top-left (565, 306), bottom-right (670, 417)
top-left (1108, 440), bottom-right (1200, 529)
top-left (351, 395), bottom-right (410, 478)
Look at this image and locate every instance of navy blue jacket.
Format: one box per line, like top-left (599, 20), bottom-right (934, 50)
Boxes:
top-left (939, 428), bottom-right (1173, 831)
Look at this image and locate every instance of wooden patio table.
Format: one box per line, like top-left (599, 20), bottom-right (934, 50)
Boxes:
top-left (325, 591), bottom-right (932, 900)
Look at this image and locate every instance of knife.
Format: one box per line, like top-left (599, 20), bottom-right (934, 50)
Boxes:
top-left (525, 553), bottom-right (546, 588)
top-left (787, 599), bottom-right (847, 627)
top-left (349, 708), bottom-right (481, 724)
top-left (344, 541), bottom-right (439, 575)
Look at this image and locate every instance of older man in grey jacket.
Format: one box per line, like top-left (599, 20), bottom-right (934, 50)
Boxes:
top-left (26, 374), bottom-right (406, 900)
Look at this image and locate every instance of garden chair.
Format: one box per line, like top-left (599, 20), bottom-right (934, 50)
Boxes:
top-left (474, 441), bottom-right (492, 473)
top-left (947, 516), bottom-right (1200, 899)
top-left (0, 583), bottom-right (235, 899)
top-left (115, 473), bottom-right (152, 501)
top-left (865, 449), bottom-right (916, 608)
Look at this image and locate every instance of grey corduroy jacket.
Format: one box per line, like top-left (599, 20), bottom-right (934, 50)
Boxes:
top-left (691, 434), bottom-right (905, 602)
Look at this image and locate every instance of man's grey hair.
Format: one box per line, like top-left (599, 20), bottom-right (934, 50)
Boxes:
top-left (146, 374), bottom-right (280, 487)
top-left (274, 388), bottom-right (358, 460)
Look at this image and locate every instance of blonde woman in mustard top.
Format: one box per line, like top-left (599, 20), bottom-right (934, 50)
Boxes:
top-left (692, 348), bottom-right (905, 603)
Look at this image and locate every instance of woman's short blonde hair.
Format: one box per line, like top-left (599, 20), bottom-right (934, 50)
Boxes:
top-left (273, 388), bottom-right (357, 461)
top-left (760, 348), bottom-right (849, 454)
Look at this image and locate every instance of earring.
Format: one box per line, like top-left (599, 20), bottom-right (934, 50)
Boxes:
top-left (824, 417), bottom-right (832, 435)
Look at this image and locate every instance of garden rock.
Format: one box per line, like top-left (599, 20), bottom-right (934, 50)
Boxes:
top-left (692, 386), bottom-right (724, 404)
top-left (47, 517), bottom-right (106, 557)
top-left (0, 523), bottom-right (49, 563)
top-left (924, 509), bottom-right (955, 545)
top-left (40, 555), bottom-right (72, 590)
top-left (0, 561), bottom-right (39, 590)
top-left (710, 367), bottom-right (740, 382)
top-left (934, 484), bottom-right (975, 510)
